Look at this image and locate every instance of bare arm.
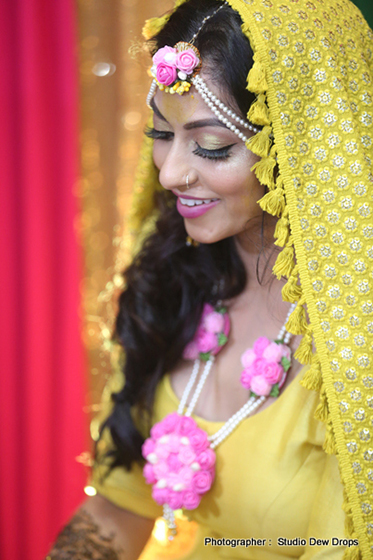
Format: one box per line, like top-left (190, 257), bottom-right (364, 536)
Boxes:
top-left (46, 494), bottom-right (155, 560)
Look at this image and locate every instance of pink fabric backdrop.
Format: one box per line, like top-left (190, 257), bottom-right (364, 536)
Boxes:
top-left (0, 1), bottom-right (88, 559)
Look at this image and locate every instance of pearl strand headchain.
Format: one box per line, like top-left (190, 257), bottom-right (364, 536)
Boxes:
top-left (191, 74), bottom-right (260, 142)
top-left (146, 75), bottom-right (260, 143)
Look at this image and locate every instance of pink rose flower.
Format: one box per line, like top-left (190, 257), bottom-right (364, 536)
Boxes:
top-left (262, 361), bottom-right (283, 384)
top-left (152, 486), bottom-right (169, 506)
top-left (182, 340), bottom-right (199, 360)
top-left (167, 434), bottom-right (181, 453)
top-left (153, 460), bottom-right (169, 479)
top-left (252, 357), bottom-right (269, 376)
top-left (179, 415), bottom-right (197, 436)
top-left (189, 429), bottom-right (209, 453)
top-left (168, 492), bottom-right (184, 510)
top-left (196, 330), bottom-right (218, 353)
top-left (253, 336), bottom-right (271, 356)
top-left (143, 463), bottom-right (156, 484)
top-left (203, 311), bottom-right (225, 333)
top-left (183, 489), bottom-right (201, 510)
top-left (241, 348), bottom-right (256, 368)
top-left (197, 448), bottom-right (216, 470)
top-left (211, 313), bottom-right (230, 355)
top-left (250, 375), bottom-right (272, 396)
top-left (192, 470), bottom-right (213, 494)
top-left (142, 438), bottom-right (155, 458)
top-left (153, 46), bottom-right (177, 66)
top-left (262, 342), bottom-right (283, 363)
top-left (167, 453), bottom-right (183, 472)
top-left (201, 303), bottom-right (215, 318)
top-left (150, 422), bottom-right (166, 440)
top-left (176, 49), bottom-right (200, 74)
top-left (162, 412), bottom-right (182, 433)
top-left (178, 445), bottom-right (196, 465)
top-left (155, 441), bottom-right (169, 460)
top-left (179, 466), bottom-right (194, 484)
top-left (240, 366), bottom-right (255, 390)
top-left (156, 62), bottom-right (177, 86)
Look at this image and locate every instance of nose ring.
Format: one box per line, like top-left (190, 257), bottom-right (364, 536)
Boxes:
top-left (186, 175), bottom-right (189, 189)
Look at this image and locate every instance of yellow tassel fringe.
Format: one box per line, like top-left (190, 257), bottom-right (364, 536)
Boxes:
top-left (314, 387), bottom-right (329, 423)
top-left (258, 186), bottom-right (285, 217)
top-left (323, 420), bottom-right (336, 454)
top-left (274, 207), bottom-right (290, 247)
top-left (341, 492), bottom-right (361, 560)
top-left (300, 355), bottom-right (322, 391)
top-left (142, 15), bottom-right (170, 40)
top-left (247, 93), bottom-right (271, 126)
top-left (251, 154), bottom-right (277, 190)
top-left (294, 327), bottom-right (313, 364)
top-left (246, 125), bottom-right (272, 157)
top-left (281, 265), bottom-right (302, 302)
top-left (273, 238), bottom-right (295, 279)
top-left (285, 295), bottom-right (308, 335)
top-left (344, 547), bottom-right (361, 560)
top-left (247, 59), bottom-right (268, 94)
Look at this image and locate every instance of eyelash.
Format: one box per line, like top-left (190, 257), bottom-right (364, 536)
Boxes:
top-left (145, 126), bottom-right (234, 162)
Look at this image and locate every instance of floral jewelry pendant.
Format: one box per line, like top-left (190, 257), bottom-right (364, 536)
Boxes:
top-left (142, 303), bottom-right (229, 513)
top-left (182, 303), bottom-right (230, 361)
top-left (150, 42), bottom-right (201, 95)
top-left (240, 336), bottom-right (292, 397)
top-left (142, 413), bottom-right (215, 511)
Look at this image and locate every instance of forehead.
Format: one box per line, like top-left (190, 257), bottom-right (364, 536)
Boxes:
top-left (153, 73), bottom-right (234, 125)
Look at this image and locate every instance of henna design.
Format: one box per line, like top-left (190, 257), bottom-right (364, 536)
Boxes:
top-left (46, 509), bottom-right (122, 560)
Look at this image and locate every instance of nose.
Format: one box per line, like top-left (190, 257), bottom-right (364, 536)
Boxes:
top-left (157, 140), bottom-right (196, 192)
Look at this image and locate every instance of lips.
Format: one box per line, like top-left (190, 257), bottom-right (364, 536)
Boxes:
top-left (176, 196), bottom-right (221, 218)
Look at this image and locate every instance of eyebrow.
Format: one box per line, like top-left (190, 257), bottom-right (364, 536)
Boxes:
top-left (150, 98), bottom-right (228, 130)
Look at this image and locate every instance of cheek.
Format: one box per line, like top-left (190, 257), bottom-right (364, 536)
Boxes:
top-left (152, 142), bottom-right (167, 170)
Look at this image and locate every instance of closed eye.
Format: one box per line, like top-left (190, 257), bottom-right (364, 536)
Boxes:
top-left (192, 142), bottom-right (235, 161)
top-left (145, 126), bottom-right (174, 141)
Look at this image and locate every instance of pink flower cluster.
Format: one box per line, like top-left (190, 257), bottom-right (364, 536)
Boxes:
top-left (182, 303), bottom-right (230, 360)
top-left (240, 337), bottom-right (291, 397)
top-left (152, 45), bottom-right (200, 86)
top-left (142, 412), bottom-right (215, 511)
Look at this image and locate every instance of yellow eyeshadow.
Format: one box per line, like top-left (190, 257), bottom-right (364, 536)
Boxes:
top-left (198, 134), bottom-right (228, 150)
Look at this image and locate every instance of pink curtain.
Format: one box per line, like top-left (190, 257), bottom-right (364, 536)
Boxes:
top-left (0, 1), bottom-right (88, 559)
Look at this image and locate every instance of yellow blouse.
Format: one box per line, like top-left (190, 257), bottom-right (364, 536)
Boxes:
top-left (92, 367), bottom-right (345, 559)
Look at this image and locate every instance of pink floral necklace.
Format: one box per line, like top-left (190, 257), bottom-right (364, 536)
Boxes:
top-left (142, 301), bottom-right (296, 538)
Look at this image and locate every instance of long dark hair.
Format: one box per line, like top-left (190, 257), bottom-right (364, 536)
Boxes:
top-left (98, 0), bottom-right (264, 471)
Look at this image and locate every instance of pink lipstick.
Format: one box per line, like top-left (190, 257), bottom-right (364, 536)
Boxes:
top-left (174, 192), bottom-right (221, 219)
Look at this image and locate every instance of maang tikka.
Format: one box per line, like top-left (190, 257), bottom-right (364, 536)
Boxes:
top-left (146, 1), bottom-right (260, 143)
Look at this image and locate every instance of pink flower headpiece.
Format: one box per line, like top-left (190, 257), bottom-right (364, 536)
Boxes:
top-left (150, 42), bottom-right (201, 95)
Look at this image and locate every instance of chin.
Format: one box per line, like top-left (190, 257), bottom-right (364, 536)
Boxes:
top-left (185, 222), bottom-right (229, 245)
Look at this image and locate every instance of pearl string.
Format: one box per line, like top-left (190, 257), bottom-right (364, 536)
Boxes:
top-left (177, 358), bottom-right (201, 415)
top-left (185, 356), bottom-right (215, 417)
top-left (193, 75), bottom-right (259, 132)
top-left (178, 302), bottom-right (297, 449)
top-left (191, 75), bottom-right (260, 142)
top-left (146, 79), bottom-right (157, 108)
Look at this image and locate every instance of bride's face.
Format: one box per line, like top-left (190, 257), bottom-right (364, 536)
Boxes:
top-left (150, 75), bottom-right (265, 245)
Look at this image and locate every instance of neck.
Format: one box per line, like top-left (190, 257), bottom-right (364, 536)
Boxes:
top-left (234, 215), bottom-right (278, 290)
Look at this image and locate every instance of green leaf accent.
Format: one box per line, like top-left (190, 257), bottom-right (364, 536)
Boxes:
top-left (218, 333), bottom-right (228, 346)
top-left (217, 306), bottom-right (227, 314)
top-left (200, 352), bottom-right (211, 362)
top-left (281, 357), bottom-right (291, 372)
top-left (270, 384), bottom-right (280, 398)
top-left (274, 339), bottom-right (284, 344)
